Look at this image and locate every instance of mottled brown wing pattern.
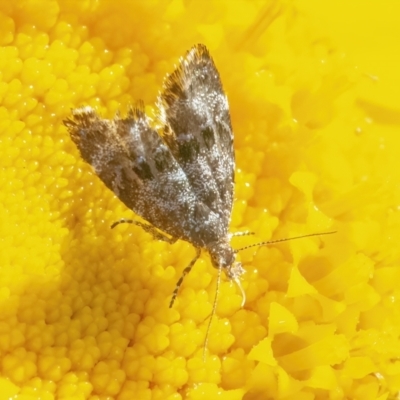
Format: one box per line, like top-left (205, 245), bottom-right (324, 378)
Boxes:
top-left (64, 45), bottom-right (250, 357)
top-left (64, 105), bottom-right (207, 243)
top-left (158, 44), bottom-right (235, 232)
top-left (64, 45), bottom-right (236, 250)
top-left (64, 45), bottom-right (336, 358)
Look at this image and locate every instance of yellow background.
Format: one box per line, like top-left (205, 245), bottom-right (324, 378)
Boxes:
top-left (0, 0), bottom-right (399, 399)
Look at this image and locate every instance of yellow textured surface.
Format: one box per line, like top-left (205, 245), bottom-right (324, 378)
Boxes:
top-left (1, 0), bottom-right (400, 399)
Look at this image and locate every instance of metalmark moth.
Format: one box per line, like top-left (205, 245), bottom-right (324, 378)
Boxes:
top-left (64, 44), bottom-right (335, 356)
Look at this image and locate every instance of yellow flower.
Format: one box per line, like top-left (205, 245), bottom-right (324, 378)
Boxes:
top-left (1, 0), bottom-right (400, 398)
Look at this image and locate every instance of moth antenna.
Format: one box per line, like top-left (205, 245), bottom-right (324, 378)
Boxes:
top-left (234, 231), bottom-right (337, 253)
top-left (203, 264), bottom-right (222, 362)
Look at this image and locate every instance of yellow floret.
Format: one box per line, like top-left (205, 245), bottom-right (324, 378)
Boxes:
top-left (1, 0), bottom-right (400, 399)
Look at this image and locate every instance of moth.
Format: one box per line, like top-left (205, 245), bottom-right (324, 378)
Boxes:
top-left (64, 44), bottom-right (334, 355)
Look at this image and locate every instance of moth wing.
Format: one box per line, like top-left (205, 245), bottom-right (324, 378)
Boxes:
top-left (158, 44), bottom-right (235, 230)
top-left (64, 105), bottom-right (199, 242)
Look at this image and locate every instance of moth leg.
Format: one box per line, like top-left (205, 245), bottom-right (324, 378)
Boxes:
top-left (111, 218), bottom-right (177, 244)
top-left (169, 248), bottom-right (201, 308)
top-left (230, 231), bottom-right (255, 238)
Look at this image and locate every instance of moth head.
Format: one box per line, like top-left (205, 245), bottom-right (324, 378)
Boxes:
top-left (208, 239), bottom-right (235, 269)
top-left (208, 240), bottom-right (246, 307)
